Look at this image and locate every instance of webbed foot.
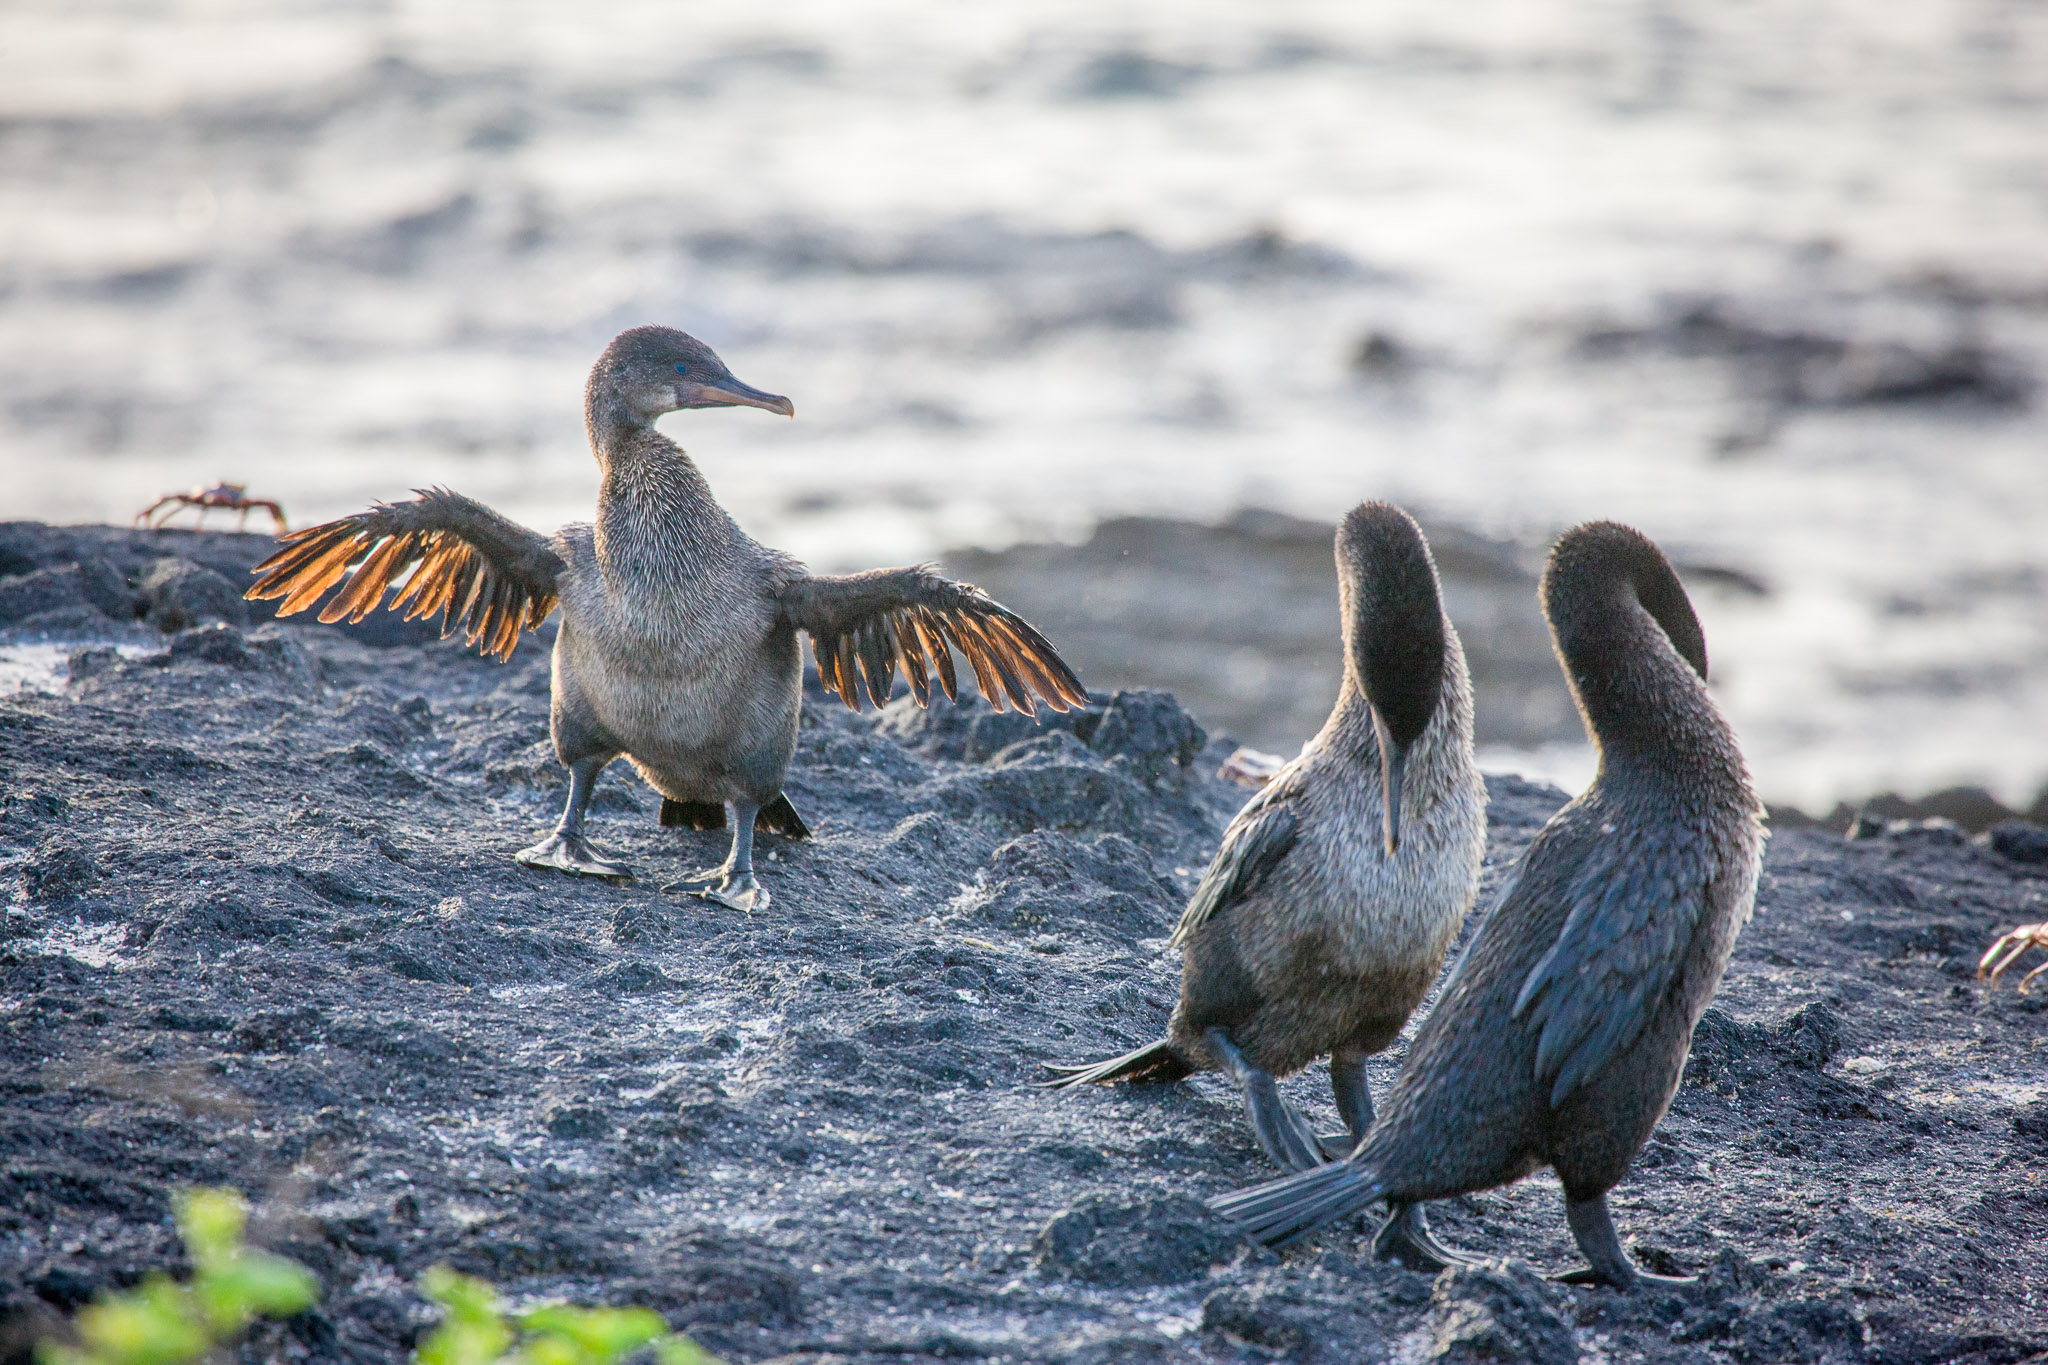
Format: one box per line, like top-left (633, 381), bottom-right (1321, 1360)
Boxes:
top-left (1558, 1193), bottom-right (1691, 1291)
top-left (662, 867), bottom-right (770, 912)
top-left (515, 832), bottom-right (634, 881)
top-left (1553, 1264), bottom-right (1697, 1291)
top-left (1373, 1203), bottom-right (1473, 1272)
top-left (1259, 1098), bottom-right (1327, 1174)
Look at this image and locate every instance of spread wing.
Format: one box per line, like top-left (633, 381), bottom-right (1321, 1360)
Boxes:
top-left (245, 487), bottom-right (565, 662)
top-left (1508, 828), bottom-right (1705, 1107)
top-left (776, 565), bottom-right (1088, 715)
top-left (1169, 782), bottom-right (1301, 948)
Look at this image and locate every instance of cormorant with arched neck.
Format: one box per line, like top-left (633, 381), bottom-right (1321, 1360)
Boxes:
top-left (1047, 503), bottom-right (1486, 1267)
top-left (1211, 521), bottom-right (1765, 1292)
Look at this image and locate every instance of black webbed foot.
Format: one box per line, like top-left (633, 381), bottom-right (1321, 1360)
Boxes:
top-left (1553, 1264), bottom-right (1697, 1290)
top-left (515, 832), bottom-right (634, 881)
top-left (1373, 1203), bottom-right (1472, 1272)
top-left (1557, 1193), bottom-right (1691, 1291)
top-left (1318, 1132), bottom-right (1362, 1161)
top-left (1253, 1094), bottom-right (1328, 1174)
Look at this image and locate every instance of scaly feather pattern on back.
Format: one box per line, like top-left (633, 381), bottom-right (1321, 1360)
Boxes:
top-left (1507, 797), bottom-right (1709, 1106)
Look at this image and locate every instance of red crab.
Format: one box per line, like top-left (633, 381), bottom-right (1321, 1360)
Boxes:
top-left (135, 483), bottom-right (288, 535)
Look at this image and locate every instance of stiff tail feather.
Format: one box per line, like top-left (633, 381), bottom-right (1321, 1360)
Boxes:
top-left (659, 799), bottom-right (727, 831)
top-left (1041, 1038), bottom-right (1192, 1089)
top-left (757, 792), bottom-right (811, 839)
top-left (657, 793), bottom-right (810, 838)
top-left (1207, 1161), bottom-right (1387, 1248)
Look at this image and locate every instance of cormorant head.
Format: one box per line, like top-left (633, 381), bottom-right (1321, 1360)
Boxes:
top-left (1336, 502), bottom-right (1449, 857)
top-left (1543, 522), bottom-right (1708, 683)
top-left (595, 325), bottom-right (795, 424)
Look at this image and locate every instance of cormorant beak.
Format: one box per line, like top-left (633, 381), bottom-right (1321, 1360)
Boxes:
top-left (681, 377), bottom-right (796, 418)
top-left (1372, 708), bottom-right (1407, 858)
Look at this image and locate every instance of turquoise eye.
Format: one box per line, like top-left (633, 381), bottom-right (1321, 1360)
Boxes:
top-left (675, 363), bottom-right (688, 374)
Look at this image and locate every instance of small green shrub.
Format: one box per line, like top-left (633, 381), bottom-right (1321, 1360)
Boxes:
top-left (37, 1187), bottom-right (319, 1365)
top-left (40, 1186), bottom-right (718, 1365)
top-left (414, 1267), bottom-right (716, 1365)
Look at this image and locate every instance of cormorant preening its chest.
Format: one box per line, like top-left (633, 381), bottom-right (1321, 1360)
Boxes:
top-left (1047, 504), bottom-right (1486, 1264)
top-left (249, 326), bottom-right (1086, 910)
top-left (1211, 521), bottom-right (1764, 1292)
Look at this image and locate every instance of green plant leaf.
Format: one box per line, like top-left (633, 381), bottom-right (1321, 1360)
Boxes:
top-left (511, 1337), bottom-right (578, 1365)
top-left (415, 1269), bottom-right (513, 1365)
top-left (518, 1305), bottom-right (667, 1363)
top-left (414, 1316), bottom-right (516, 1365)
top-left (410, 1267), bottom-right (721, 1365)
top-left (195, 1252), bottom-right (320, 1332)
top-left (37, 1186), bottom-right (323, 1365)
top-left (419, 1267), bottom-right (503, 1324)
top-left (64, 1275), bottom-right (210, 1365)
top-left (174, 1188), bottom-right (248, 1274)
top-left (652, 1336), bottom-right (717, 1365)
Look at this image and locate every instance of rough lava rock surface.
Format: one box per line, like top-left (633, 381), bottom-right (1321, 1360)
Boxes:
top-left (1, 525), bottom-right (2045, 1364)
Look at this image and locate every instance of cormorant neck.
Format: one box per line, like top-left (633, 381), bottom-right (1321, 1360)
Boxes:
top-left (580, 377), bottom-right (722, 582)
top-left (1543, 536), bottom-right (1722, 779)
top-left (1340, 569), bottom-right (1447, 754)
top-left (585, 380), bottom-right (654, 462)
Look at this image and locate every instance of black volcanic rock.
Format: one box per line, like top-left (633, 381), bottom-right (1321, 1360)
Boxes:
top-left (0, 521), bottom-right (2043, 1362)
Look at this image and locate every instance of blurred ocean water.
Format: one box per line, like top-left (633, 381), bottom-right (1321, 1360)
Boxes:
top-left (1, 0), bottom-right (2045, 809)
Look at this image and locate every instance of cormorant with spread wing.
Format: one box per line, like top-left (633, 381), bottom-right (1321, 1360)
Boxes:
top-left (248, 326), bottom-right (1086, 910)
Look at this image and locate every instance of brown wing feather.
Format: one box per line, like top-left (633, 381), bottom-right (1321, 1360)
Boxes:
top-left (834, 633), bottom-right (860, 706)
top-left (856, 618), bottom-right (898, 708)
top-left (247, 488), bottom-right (564, 663)
top-left (778, 565), bottom-right (1088, 714)
top-left (396, 539), bottom-right (461, 619)
top-left (914, 608), bottom-right (960, 702)
top-left (895, 612), bottom-right (932, 705)
top-left (277, 534), bottom-right (370, 615)
top-left (316, 533), bottom-right (410, 624)
top-left (254, 527), bottom-right (350, 584)
top-left (949, 612), bottom-right (1034, 716)
top-left (983, 616), bottom-right (1057, 700)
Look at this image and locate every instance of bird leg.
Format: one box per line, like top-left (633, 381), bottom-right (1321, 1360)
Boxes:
top-left (663, 799), bottom-right (769, 912)
top-left (1980, 923), bottom-right (2048, 992)
top-left (1554, 1193), bottom-right (1694, 1291)
top-left (1324, 1047), bottom-right (1374, 1159)
top-left (515, 757), bottom-right (634, 881)
top-left (1330, 1048), bottom-right (1473, 1271)
top-left (1205, 1027), bottom-right (1324, 1174)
